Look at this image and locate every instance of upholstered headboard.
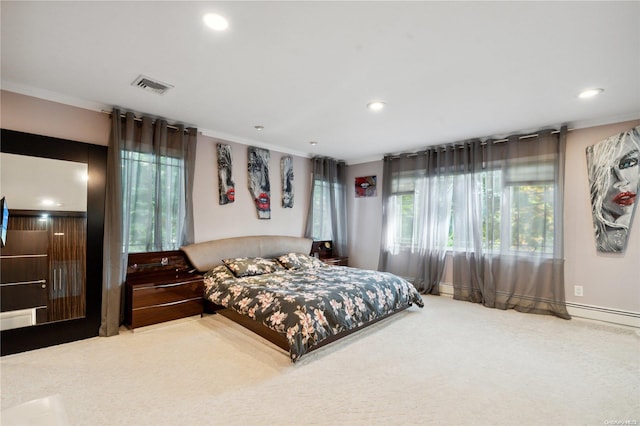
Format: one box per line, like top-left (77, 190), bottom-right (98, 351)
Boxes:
top-left (180, 235), bottom-right (313, 273)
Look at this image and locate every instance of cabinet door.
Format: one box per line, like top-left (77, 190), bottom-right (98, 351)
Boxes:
top-left (0, 230), bottom-right (49, 316)
top-left (48, 216), bottom-right (86, 322)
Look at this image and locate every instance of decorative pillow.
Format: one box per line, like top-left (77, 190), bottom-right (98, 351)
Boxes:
top-left (204, 264), bottom-right (236, 281)
top-left (222, 257), bottom-right (283, 278)
top-left (277, 252), bottom-right (326, 270)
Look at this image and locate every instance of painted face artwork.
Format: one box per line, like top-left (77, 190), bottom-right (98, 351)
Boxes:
top-left (281, 156), bottom-right (294, 208)
top-left (355, 175), bottom-right (377, 197)
top-left (248, 147), bottom-right (271, 219)
top-left (586, 126), bottom-right (640, 252)
top-left (217, 144), bottom-right (235, 204)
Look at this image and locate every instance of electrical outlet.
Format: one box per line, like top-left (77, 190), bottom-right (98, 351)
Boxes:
top-left (574, 285), bottom-right (584, 297)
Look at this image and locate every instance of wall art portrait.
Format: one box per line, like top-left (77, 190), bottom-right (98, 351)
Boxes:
top-left (355, 175), bottom-right (377, 198)
top-left (248, 146), bottom-right (271, 219)
top-left (586, 125), bottom-right (639, 252)
top-left (281, 156), bottom-right (294, 208)
top-left (216, 143), bottom-right (235, 205)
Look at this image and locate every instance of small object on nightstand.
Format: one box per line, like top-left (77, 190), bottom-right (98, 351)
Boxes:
top-left (311, 240), bottom-right (347, 266)
top-left (321, 256), bottom-right (348, 266)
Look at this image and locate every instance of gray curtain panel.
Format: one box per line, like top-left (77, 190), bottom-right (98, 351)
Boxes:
top-left (100, 109), bottom-right (197, 337)
top-left (379, 126), bottom-right (570, 319)
top-left (451, 127), bottom-right (569, 319)
top-left (305, 157), bottom-right (348, 257)
top-left (378, 148), bottom-right (455, 294)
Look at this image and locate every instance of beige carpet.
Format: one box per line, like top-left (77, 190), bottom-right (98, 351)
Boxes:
top-left (1, 296), bottom-right (639, 426)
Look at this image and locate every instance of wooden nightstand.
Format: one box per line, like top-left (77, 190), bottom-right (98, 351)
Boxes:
top-left (125, 250), bottom-right (204, 329)
top-left (310, 240), bottom-right (348, 266)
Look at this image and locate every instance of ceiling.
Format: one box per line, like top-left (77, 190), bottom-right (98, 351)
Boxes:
top-left (1, 1), bottom-right (639, 164)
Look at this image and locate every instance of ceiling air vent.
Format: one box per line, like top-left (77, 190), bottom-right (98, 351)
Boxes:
top-left (131, 75), bottom-right (174, 95)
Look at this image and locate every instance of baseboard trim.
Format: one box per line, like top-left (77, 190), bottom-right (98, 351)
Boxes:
top-left (437, 283), bottom-right (639, 328)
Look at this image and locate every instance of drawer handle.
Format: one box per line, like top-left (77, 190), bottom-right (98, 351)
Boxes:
top-left (0, 279), bottom-right (47, 287)
top-left (132, 297), bottom-right (202, 311)
top-left (133, 280), bottom-right (202, 291)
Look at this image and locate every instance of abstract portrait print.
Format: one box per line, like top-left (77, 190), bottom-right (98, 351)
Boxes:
top-left (355, 175), bottom-right (377, 197)
top-left (248, 147), bottom-right (271, 219)
top-left (281, 156), bottom-right (294, 208)
top-left (586, 126), bottom-right (640, 252)
top-left (217, 143), bottom-right (235, 205)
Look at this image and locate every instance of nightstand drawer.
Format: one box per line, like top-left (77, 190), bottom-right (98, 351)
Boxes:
top-left (131, 279), bottom-right (203, 309)
top-left (130, 298), bottom-right (203, 329)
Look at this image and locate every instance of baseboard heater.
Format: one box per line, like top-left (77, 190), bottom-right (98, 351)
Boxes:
top-left (565, 302), bottom-right (640, 328)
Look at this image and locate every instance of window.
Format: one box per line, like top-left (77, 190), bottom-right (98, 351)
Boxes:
top-left (305, 157), bottom-right (347, 256)
top-left (387, 161), bottom-right (556, 255)
top-left (309, 179), bottom-right (345, 241)
top-left (386, 172), bottom-right (419, 254)
top-left (121, 150), bottom-right (184, 253)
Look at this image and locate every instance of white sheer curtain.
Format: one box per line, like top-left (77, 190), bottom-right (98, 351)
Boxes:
top-left (305, 157), bottom-right (348, 257)
top-left (379, 149), bottom-right (455, 294)
top-left (100, 109), bottom-right (197, 336)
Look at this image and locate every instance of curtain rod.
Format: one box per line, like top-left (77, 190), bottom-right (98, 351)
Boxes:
top-left (389, 126), bottom-right (572, 158)
top-left (490, 127), bottom-right (570, 144)
top-left (101, 110), bottom-right (194, 132)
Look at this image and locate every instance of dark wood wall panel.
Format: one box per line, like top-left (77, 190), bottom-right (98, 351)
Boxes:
top-left (0, 257), bottom-right (48, 285)
top-left (1, 129), bottom-right (107, 356)
top-left (1, 282), bottom-right (48, 311)
top-left (49, 216), bottom-right (87, 321)
top-left (5, 215), bottom-right (87, 322)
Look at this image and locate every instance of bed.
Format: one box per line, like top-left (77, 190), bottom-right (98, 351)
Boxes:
top-left (181, 235), bottom-right (423, 362)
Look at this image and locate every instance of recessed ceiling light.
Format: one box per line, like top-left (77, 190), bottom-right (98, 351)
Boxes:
top-left (42, 199), bottom-right (55, 206)
top-left (254, 125), bottom-right (264, 131)
top-left (309, 141), bottom-right (318, 146)
top-left (578, 88), bottom-right (604, 99)
top-left (367, 101), bottom-right (386, 111)
top-left (203, 13), bottom-right (229, 31)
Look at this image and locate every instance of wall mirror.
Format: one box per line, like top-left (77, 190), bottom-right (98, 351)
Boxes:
top-left (0, 129), bottom-right (106, 355)
top-left (1, 153), bottom-right (88, 330)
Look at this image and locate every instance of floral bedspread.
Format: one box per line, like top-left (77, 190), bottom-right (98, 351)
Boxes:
top-left (203, 264), bottom-right (424, 362)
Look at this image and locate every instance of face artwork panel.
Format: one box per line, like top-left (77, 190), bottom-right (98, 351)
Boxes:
top-left (586, 126), bottom-right (640, 252)
top-left (217, 144), bottom-right (235, 205)
top-left (248, 147), bottom-right (271, 219)
top-left (281, 156), bottom-right (294, 208)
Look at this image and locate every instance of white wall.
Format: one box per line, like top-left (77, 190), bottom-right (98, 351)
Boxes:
top-left (0, 90), bottom-right (111, 146)
top-left (563, 120), bottom-right (640, 313)
top-left (346, 120), bottom-right (640, 320)
top-left (193, 134), bottom-right (310, 242)
top-left (346, 161), bottom-right (384, 270)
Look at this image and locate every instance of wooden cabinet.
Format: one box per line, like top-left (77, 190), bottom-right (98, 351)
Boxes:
top-left (125, 250), bottom-right (204, 329)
